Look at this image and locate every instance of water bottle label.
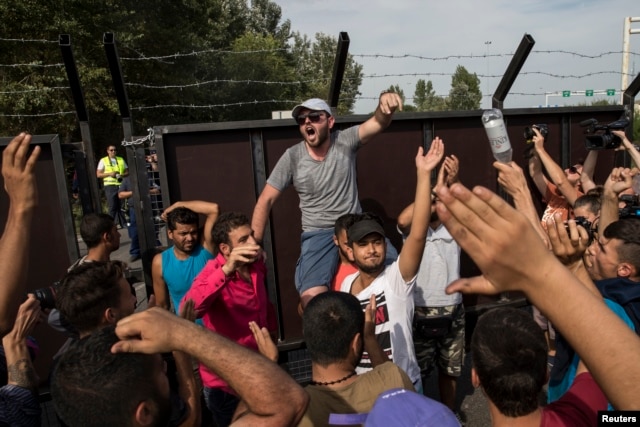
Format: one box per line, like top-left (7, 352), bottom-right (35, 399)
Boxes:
top-left (484, 122), bottom-right (511, 154)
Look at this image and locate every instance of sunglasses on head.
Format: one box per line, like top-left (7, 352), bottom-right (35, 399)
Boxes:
top-left (296, 111), bottom-right (326, 125)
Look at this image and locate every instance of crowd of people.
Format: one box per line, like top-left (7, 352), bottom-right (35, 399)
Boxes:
top-left (1, 91), bottom-right (640, 427)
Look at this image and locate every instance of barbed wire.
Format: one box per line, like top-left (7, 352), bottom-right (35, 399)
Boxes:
top-left (131, 99), bottom-right (301, 110)
top-left (0, 86), bottom-right (68, 94)
top-left (0, 37), bottom-right (58, 43)
top-left (126, 77), bottom-right (327, 89)
top-left (121, 70), bottom-right (632, 92)
top-left (121, 47), bottom-right (290, 61)
top-left (0, 62), bottom-right (64, 68)
top-left (0, 111), bottom-right (76, 118)
top-left (353, 49), bottom-right (640, 61)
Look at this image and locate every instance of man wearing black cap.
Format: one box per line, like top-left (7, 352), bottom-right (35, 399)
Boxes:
top-left (340, 138), bottom-right (445, 392)
top-left (251, 93), bottom-right (403, 308)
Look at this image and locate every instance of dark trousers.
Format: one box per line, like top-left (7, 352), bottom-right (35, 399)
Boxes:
top-left (203, 387), bottom-right (239, 427)
top-left (128, 207), bottom-right (140, 256)
top-left (104, 185), bottom-right (126, 227)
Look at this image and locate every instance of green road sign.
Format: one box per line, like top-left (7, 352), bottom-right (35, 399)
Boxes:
top-left (586, 89), bottom-right (594, 97)
top-left (607, 89), bottom-right (616, 96)
top-left (562, 90), bottom-right (571, 97)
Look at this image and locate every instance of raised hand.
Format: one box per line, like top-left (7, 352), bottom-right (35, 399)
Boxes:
top-left (416, 137), bottom-right (445, 174)
top-left (2, 132), bottom-right (40, 211)
top-left (378, 92), bottom-right (403, 115)
top-left (249, 321), bottom-right (278, 362)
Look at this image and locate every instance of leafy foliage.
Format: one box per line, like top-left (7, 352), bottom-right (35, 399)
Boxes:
top-left (448, 65), bottom-right (482, 110)
top-left (413, 79), bottom-right (447, 111)
top-left (0, 0), bottom-right (364, 151)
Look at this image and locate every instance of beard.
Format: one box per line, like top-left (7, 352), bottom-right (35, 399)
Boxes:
top-left (354, 257), bottom-right (385, 275)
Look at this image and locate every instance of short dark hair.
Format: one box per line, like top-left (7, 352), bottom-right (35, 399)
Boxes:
top-left (471, 308), bottom-right (547, 417)
top-left (80, 213), bottom-right (115, 249)
top-left (166, 207), bottom-right (199, 231)
top-left (303, 292), bottom-right (364, 366)
top-left (56, 261), bottom-right (127, 335)
top-left (586, 185), bottom-right (604, 198)
top-left (573, 194), bottom-right (601, 216)
top-left (51, 326), bottom-right (168, 427)
top-left (211, 211), bottom-right (250, 252)
top-left (603, 218), bottom-right (640, 272)
top-left (334, 213), bottom-right (358, 236)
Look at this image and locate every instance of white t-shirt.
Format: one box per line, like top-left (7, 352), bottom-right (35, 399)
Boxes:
top-left (416, 224), bottom-right (462, 307)
top-left (340, 259), bottom-right (421, 387)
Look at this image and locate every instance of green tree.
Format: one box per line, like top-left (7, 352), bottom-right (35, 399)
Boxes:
top-left (289, 32), bottom-right (363, 115)
top-left (0, 0), bottom-right (364, 149)
top-left (413, 79), bottom-right (447, 111)
top-left (448, 65), bottom-right (482, 110)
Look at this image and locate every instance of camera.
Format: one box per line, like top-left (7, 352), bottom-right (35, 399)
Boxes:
top-left (564, 216), bottom-right (594, 243)
top-left (619, 194), bottom-right (640, 219)
top-left (581, 117), bottom-right (629, 150)
top-left (33, 281), bottom-right (60, 310)
top-left (524, 124), bottom-right (549, 144)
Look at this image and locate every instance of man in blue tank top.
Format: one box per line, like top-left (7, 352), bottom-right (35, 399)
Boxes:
top-left (152, 201), bottom-right (218, 314)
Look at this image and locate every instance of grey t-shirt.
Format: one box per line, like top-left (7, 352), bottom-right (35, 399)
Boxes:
top-left (267, 126), bottom-right (362, 231)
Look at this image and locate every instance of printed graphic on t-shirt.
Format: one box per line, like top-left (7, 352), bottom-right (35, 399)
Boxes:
top-left (357, 291), bottom-right (392, 371)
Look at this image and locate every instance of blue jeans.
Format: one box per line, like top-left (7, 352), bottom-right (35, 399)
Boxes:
top-left (294, 228), bottom-right (399, 294)
top-left (203, 387), bottom-right (239, 427)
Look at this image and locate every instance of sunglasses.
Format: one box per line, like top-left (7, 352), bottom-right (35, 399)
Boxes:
top-left (296, 112), bottom-right (326, 125)
top-left (568, 166), bottom-right (580, 174)
top-left (108, 149), bottom-right (116, 152)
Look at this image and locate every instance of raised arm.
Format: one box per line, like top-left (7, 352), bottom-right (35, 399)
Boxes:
top-left (528, 151), bottom-right (549, 196)
top-left (2, 296), bottom-right (41, 394)
top-left (436, 183), bottom-right (640, 409)
top-left (0, 133), bottom-right (40, 335)
top-left (358, 92), bottom-right (403, 144)
top-left (163, 200), bottom-right (219, 254)
top-left (112, 308), bottom-right (309, 426)
top-left (494, 161), bottom-right (549, 247)
top-left (599, 167), bottom-right (637, 236)
top-left (398, 138), bottom-right (444, 281)
top-left (251, 184), bottom-right (282, 243)
top-left (580, 150), bottom-right (598, 194)
top-left (397, 154), bottom-right (459, 235)
top-left (532, 128), bottom-right (580, 205)
top-left (613, 130), bottom-right (640, 167)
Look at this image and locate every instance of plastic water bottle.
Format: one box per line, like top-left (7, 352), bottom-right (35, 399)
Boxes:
top-left (482, 108), bottom-right (512, 163)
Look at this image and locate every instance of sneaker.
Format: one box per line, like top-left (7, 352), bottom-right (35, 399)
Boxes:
top-left (129, 254), bottom-right (141, 262)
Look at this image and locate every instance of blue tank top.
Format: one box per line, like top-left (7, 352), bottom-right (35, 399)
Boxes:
top-left (161, 244), bottom-right (213, 313)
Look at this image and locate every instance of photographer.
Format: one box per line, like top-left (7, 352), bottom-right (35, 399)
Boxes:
top-left (612, 130), bottom-right (640, 166)
top-left (96, 145), bottom-right (128, 229)
top-left (528, 127), bottom-right (586, 226)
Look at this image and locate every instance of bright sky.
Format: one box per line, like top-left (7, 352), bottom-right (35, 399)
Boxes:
top-left (274, 0), bottom-right (639, 113)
